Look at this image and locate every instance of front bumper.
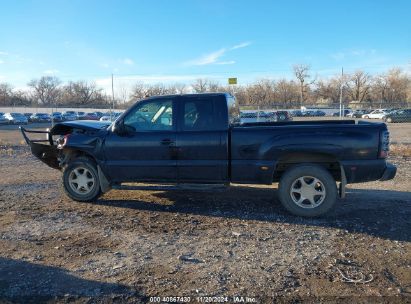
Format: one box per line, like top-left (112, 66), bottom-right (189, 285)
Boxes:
top-left (380, 163), bottom-right (397, 181)
top-left (20, 126), bottom-right (60, 169)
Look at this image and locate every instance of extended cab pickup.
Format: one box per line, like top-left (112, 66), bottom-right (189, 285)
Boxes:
top-left (21, 93), bottom-right (396, 217)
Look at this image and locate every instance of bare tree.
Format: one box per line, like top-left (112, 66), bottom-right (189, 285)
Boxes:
top-left (274, 79), bottom-right (299, 106)
top-left (293, 64), bottom-right (315, 105)
top-left (208, 81), bottom-right (220, 92)
top-left (372, 68), bottom-right (409, 106)
top-left (146, 83), bottom-right (169, 96)
top-left (0, 83), bottom-right (13, 106)
top-left (315, 74), bottom-right (349, 104)
top-left (192, 79), bottom-right (209, 93)
top-left (232, 86), bottom-right (248, 106)
top-left (28, 76), bottom-right (61, 106)
top-left (73, 81), bottom-right (98, 105)
top-left (347, 70), bottom-right (372, 102)
top-left (10, 90), bottom-right (32, 106)
top-left (173, 83), bottom-right (187, 94)
top-left (60, 81), bottom-right (100, 106)
top-left (116, 82), bottom-right (130, 104)
top-left (130, 82), bottom-right (148, 100)
top-left (253, 79), bottom-right (275, 106)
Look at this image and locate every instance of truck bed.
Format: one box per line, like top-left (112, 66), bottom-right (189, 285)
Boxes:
top-left (229, 120), bottom-right (388, 184)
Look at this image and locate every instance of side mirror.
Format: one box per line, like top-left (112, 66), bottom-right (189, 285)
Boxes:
top-left (112, 120), bottom-right (136, 135)
top-left (112, 120), bottom-right (125, 135)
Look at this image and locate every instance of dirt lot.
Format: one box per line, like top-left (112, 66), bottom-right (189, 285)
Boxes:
top-left (0, 124), bottom-right (410, 303)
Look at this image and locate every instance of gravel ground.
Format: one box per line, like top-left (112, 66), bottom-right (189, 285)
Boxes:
top-left (0, 128), bottom-right (410, 303)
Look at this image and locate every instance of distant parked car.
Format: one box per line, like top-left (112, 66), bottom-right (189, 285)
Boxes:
top-left (302, 110), bottom-right (316, 117)
top-left (347, 110), bottom-right (370, 118)
top-left (24, 113), bottom-right (33, 119)
top-left (385, 108), bottom-right (401, 114)
top-left (332, 109), bottom-right (352, 117)
top-left (362, 109), bottom-right (389, 119)
top-left (383, 109), bottom-right (411, 123)
top-left (77, 111), bottom-right (87, 120)
top-left (0, 114), bottom-right (9, 125)
top-left (291, 110), bottom-right (303, 117)
top-left (4, 112), bottom-right (28, 125)
top-left (51, 112), bottom-right (63, 122)
top-left (83, 112), bottom-right (100, 120)
top-left (30, 113), bottom-right (51, 123)
top-left (93, 111), bottom-right (104, 119)
top-left (239, 111), bottom-right (272, 123)
top-left (62, 111), bottom-right (78, 121)
top-left (99, 112), bottom-right (122, 122)
top-left (312, 110), bottom-right (326, 117)
top-left (276, 111), bottom-right (293, 121)
top-left (240, 112), bottom-right (257, 123)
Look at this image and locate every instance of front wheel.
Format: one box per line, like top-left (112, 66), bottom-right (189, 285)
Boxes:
top-left (278, 164), bottom-right (337, 217)
top-left (62, 157), bottom-right (101, 202)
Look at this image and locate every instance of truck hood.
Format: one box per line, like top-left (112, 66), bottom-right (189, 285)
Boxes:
top-left (50, 120), bottom-right (111, 135)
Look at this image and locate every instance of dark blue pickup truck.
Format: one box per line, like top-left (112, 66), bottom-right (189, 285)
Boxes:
top-left (21, 93), bottom-right (396, 217)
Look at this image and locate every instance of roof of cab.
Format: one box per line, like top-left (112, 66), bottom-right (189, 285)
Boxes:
top-left (143, 92), bottom-right (231, 100)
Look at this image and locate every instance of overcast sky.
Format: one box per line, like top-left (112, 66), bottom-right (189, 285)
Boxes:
top-left (0, 0), bottom-right (410, 93)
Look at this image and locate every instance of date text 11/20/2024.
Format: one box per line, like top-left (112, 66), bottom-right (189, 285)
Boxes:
top-left (149, 296), bottom-right (257, 302)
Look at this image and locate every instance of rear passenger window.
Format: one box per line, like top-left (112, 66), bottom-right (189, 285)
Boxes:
top-left (182, 96), bottom-right (226, 131)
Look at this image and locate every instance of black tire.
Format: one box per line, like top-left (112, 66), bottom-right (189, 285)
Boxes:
top-left (62, 157), bottom-right (101, 202)
top-left (278, 164), bottom-right (337, 217)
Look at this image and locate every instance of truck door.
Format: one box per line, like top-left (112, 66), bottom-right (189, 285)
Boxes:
top-left (176, 95), bottom-right (228, 183)
top-left (104, 98), bottom-right (177, 183)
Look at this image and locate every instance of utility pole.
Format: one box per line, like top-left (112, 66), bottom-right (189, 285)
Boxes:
top-left (339, 67), bottom-right (344, 118)
top-left (111, 73), bottom-right (115, 120)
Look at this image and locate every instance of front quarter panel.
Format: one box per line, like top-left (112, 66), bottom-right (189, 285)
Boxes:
top-left (63, 129), bottom-right (108, 163)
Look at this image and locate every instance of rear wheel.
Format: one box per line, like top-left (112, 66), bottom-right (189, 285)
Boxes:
top-left (386, 117), bottom-right (392, 123)
top-left (62, 157), bottom-right (101, 202)
top-left (278, 164), bottom-right (337, 217)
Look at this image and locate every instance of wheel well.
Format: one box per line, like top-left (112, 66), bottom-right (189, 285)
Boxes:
top-left (273, 153), bottom-right (341, 182)
top-left (61, 149), bottom-right (97, 167)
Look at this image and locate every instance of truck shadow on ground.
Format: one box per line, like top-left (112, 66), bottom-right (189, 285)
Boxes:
top-left (96, 186), bottom-right (411, 242)
top-left (0, 257), bottom-right (140, 302)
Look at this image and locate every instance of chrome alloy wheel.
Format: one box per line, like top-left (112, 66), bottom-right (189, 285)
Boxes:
top-left (289, 176), bottom-right (326, 208)
top-left (68, 167), bottom-right (96, 195)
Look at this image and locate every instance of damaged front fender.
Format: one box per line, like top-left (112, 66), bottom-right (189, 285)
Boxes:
top-left (20, 121), bottom-right (110, 170)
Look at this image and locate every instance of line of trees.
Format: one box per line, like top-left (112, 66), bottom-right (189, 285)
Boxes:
top-left (0, 77), bottom-right (112, 108)
top-left (127, 66), bottom-right (411, 108)
top-left (0, 66), bottom-right (410, 109)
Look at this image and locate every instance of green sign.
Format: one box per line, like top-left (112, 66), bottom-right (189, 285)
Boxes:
top-left (228, 77), bottom-right (237, 85)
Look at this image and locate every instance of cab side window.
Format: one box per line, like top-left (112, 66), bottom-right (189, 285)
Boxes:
top-left (182, 97), bottom-right (226, 131)
top-left (124, 99), bottom-right (173, 131)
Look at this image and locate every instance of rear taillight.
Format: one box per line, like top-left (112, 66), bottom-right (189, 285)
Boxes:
top-left (379, 130), bottom-right (390, 158)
